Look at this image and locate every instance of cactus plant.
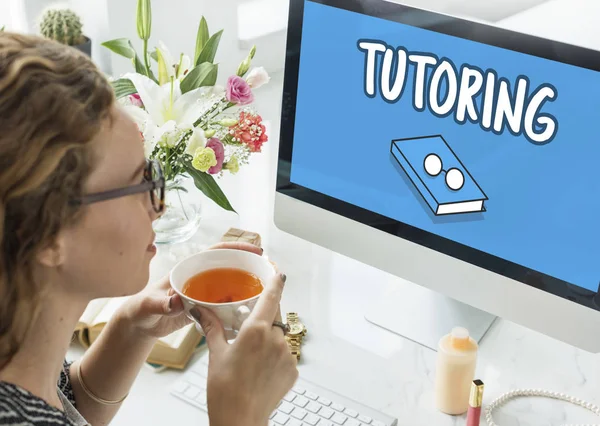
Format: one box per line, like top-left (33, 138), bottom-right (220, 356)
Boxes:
top-left (39, 8), bottom-right (85, 46)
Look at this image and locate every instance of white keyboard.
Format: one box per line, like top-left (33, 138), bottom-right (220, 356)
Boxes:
top-left (170, 352), bottom-right (398, 426)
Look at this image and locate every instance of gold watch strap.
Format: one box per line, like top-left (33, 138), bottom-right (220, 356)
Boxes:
top-left (287, 337), bottom-right (302, 360)
top-left (285, 313), bottom-right (303, 360)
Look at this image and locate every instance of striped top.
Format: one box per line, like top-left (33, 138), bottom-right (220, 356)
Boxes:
top-left (0, 360), bottom-right (83, 425)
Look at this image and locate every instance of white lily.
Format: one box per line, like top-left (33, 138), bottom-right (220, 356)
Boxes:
top-left (122, 72), bottom-right (220, 156)
top-left (155, 41), bottom-right (192, 82)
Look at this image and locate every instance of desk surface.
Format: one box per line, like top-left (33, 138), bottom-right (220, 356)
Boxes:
top-left (68, 2), bottom-right (600, 424)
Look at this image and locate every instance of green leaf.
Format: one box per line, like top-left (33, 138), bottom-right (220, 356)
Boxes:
top-left (102, 38), bottom-right (135, 59)
top-left (150, 50), bottom-right (158, 61)
top-left (103, 38), bottom-right (156, 81)
top-left (133, 54), bottom-right (148, 75)
top-left (194, 17), bottom-right (210, 65)
top-left (180, 63), bottom-right (218, 94)
top-left (183, 160), bottom-right (236, 213)
top-left (203, 64), bottom-right (218, 86)
top-left (195, 29), bottom-right (223, 66)
top-left (111, 78), bottom-right (137, 99)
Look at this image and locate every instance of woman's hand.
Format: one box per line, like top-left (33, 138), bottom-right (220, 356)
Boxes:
top-left (118, 241), bottom-right (264, 340)
top-left (192, 272), bottom-right (298, 426)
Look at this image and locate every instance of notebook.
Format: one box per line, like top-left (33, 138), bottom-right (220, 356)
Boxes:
top-left (391, 134), bottom-right (488, 215)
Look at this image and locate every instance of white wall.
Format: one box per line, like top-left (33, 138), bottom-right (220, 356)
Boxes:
top-left (1, 0), bottom-right (27, 32)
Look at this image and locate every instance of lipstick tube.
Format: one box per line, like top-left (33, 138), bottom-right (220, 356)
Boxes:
top-left (466, 379), bottom-right (484, 426)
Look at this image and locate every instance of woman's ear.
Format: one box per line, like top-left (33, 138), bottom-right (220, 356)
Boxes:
top-left (35, 235), bottom-right (66, 268)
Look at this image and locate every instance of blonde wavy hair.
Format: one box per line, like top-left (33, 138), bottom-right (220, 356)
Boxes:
top-left (0, 32), bottom-right (114, 368)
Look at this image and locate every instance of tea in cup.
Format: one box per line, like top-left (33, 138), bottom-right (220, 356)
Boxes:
top-left (170, 248), bottom-right (276, 339)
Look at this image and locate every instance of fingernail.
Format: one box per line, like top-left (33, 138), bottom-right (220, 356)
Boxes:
top-left (190, 308), bottom-right (201, 321)
top-left (279, 273), bottom-right (287, 283)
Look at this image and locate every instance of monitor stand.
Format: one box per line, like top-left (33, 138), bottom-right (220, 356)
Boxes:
top-left (364, 279), bottom-right (497, 351)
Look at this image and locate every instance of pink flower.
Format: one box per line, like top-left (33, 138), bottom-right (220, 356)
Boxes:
top-left (230, 112), bottom-right (268, 152)
top-left (206, 138), bottom-right (225, 174)
top-left (128, 93), bottom-right (144, 108)
top-left (226, 76), bottom-right (254, 105)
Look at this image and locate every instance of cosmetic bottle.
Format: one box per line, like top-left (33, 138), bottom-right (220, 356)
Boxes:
top-left (434, 327), bottom-right (478, 415)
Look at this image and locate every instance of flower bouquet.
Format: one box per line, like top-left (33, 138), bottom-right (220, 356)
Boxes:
top-left (102, 0), bottom-right (269, 241)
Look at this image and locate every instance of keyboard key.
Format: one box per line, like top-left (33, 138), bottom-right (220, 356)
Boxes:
top-left (305, 391), bottom-right (319, 400)
top-left (283, 392), bottom-right (297, 403)
top-left (304, 413), bottom-right (321, 425)
top-left (372, 421), bottom-right (386, 426)
top-left (273, 412), bottom-right (290, 424)
top-left (279, 402), bottom-right (295, 414)
top-left (291, 407), bottom-right (307, 420)
top-left (195, 392), bottom-right (207, 406)
top-left (183, 372), bottom-right (206, 388)
top-left (306, 401), bottom-right (321, 413)
top-left (293, 386), bottom-right (306, 395)
top-left (331, 413), bottom-right (348, 424)
top-left (317, 421), bottom-right (333, 426)
top-left (358, 415), bottom-right (372, 424)
top-left (287, 419), bottom-right (303, 426)
top-left (171, 381), bottom-right (188, 394)
top-left (183, 386), bottom-right (200, 399)
top-left (319, 407), bottom-right (334, 419)
top-left (344, 409), bottom-right (358, 418)
top-left (331, 403), bottom-right (345, 412)
top-left (293, 396), bottom-right (309, 408)
top-left (318, 397), bottom-right (332, 406)
top-left (345, 419), bottom-right (361, 426)
top-left (197, 364), bottom-right (209, 378)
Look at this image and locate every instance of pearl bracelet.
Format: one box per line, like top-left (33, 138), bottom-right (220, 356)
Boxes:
top-left (485, 388), bottom-right (600, 426)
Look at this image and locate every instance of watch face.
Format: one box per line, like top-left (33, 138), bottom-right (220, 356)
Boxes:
top-left (288, 323), bottom-right (305, 335)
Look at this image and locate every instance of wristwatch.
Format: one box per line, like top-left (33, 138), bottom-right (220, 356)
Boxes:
top-left (285, 312), bottom-right (307, 361)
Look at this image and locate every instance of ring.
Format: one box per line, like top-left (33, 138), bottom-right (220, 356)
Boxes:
top-left (272, 321), bottom-right (290, 335)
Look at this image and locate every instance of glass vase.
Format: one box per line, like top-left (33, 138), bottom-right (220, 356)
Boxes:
top-left (153, 177), bottom-right (202, 245)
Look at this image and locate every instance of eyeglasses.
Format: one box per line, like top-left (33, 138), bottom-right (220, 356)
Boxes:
top-left (70, 159), bottom-right (165, 213)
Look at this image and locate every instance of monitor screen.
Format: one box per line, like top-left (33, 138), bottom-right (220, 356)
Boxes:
top-left (278, 0), bottom-right (600, 308)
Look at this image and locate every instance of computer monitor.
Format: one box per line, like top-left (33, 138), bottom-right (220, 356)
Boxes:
top-left (274, 0), bottom-right (600, 353)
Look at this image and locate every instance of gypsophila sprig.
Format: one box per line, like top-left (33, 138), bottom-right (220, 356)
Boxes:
top-left (102, 0), bottom-right (270, 213)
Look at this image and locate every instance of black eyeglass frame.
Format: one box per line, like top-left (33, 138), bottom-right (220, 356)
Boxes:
top-left (70, 159), bottom-right (165, 213)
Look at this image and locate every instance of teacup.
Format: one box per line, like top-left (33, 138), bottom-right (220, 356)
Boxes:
top-left (170, 248), bottom-right (276, 340)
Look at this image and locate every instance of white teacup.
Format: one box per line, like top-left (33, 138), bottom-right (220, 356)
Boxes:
top-left (170, 248), bottom-right (276, 339)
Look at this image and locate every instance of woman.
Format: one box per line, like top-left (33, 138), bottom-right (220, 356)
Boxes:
top-left (0, 32), bottom-right (298, 426)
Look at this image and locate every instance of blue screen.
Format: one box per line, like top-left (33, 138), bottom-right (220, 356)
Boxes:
top-left (290, 1), bottom-right (600, 292)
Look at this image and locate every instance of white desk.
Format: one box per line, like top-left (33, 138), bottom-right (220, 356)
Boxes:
top-left (69, 2), bottom-right (600, 423)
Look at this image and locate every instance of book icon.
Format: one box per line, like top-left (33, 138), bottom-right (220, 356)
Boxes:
top-left (390, 135), bottom-right (488, 215)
